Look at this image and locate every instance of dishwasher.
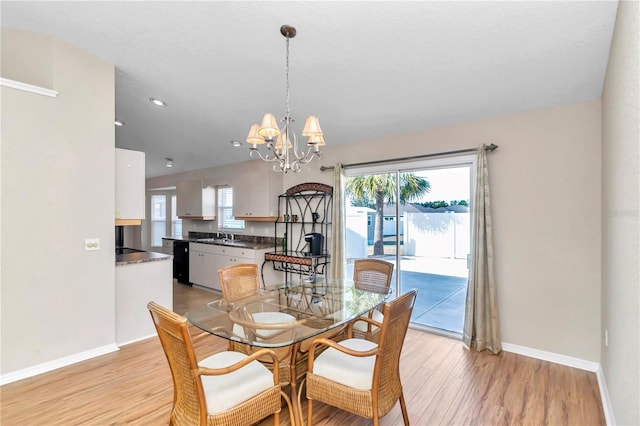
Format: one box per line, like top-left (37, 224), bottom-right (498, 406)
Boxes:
top-left (173, 240), bottom-right (190, 285)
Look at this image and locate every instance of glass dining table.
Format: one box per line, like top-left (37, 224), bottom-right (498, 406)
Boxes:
top-left (185, 278), bottom-right (393, 348)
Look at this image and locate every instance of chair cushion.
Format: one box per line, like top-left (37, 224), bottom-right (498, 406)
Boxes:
top-left (352, 309), bottom-right (384, 333)
top-left (232, 311), bottom-right (296, 340)
top-left (199, 351), bottom-right (275, 414)
top-left (312, 338), bottom-right (377, 390)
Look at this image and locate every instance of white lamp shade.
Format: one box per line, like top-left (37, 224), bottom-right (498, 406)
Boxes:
top-left (246, 124), bottom-right (266, 145)
top-left (307, 134), bottom-right (326, 146)
top-left (302, 115), bottom-right (323, 136)
top-left (275, 132), bottom-right (293, 150)
top-left (258, 113), bottom-right (281, 139)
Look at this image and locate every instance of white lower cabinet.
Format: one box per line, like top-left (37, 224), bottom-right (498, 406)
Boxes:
top-left (189, 243), bottom-right (272, 291)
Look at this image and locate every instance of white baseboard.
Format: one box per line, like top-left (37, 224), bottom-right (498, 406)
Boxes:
top-left (117, 333), bottom-right (156, 347)
top-left (502, 342), bottom-right (615, 425)
top-left (502, 342), bottom-right (599, 371)
top-left (0, 344), bottom-right (119, 386)
top-left (596, 365), bottom-right (616, 426)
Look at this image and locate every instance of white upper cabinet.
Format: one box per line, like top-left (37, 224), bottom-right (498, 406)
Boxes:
top-left (115, 148), bottom-right (145, 224)
top-left (177, 179), bottom-right (215, 220)
top-left (233, 168), bottom-right (281, 221)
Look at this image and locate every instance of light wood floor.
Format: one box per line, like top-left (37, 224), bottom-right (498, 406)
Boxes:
top-left (0, 282), bottom-right (605, 425)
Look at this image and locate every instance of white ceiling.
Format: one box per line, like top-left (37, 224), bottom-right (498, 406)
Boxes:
top-left (2, 1), bottom-right (618, 178)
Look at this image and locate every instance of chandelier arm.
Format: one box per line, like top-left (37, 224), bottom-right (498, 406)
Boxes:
top-left (249, 143), bottom-right (286, 164)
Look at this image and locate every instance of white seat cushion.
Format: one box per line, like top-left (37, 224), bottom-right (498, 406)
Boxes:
top-left (312, 338), bottom-right (377, 390)
top-left (352, 309), bottom-right (384, 333)
top-left (232, 311), bottom-right (296, 340)
top-left (199, 351), bottom-right (274, 414)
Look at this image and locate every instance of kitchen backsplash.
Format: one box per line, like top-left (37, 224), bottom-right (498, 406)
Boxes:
top-left (180, 219), bottom-right (273, 239)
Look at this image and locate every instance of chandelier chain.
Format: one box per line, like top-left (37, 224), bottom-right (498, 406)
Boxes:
top-left (285, 34), bottom-right (291, 119)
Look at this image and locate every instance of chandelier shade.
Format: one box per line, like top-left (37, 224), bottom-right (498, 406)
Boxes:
top-left (246, 124), bottom-right (266, 145)
top-left (258, 113), bottom-right (280, 139)
top-left (247, 25), bottom-right (326, 173)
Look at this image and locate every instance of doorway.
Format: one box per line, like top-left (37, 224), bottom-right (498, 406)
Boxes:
top-left (344, 156), bottom-right (474, 335)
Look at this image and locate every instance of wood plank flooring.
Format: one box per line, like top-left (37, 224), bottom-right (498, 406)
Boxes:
top-left (0, 282), bottom-right (605, 425)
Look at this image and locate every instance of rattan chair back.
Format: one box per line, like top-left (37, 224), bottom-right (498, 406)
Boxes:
top-left (218, 263), bottom-right (260, 302)
top-left (351, 259), bottom-right (394, 342)
top-left (148, 301), bottom-right (208, 425)
top-left (373, 289), bottom-right (417, 416)
top-left (353, 258), bottom-right (394, 288)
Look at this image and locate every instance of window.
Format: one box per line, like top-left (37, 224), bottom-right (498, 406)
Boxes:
top-left (151, 194), bottom-right (166, 247)
top-left (149, 192), bottom-right (182, 248)
top-left (171, 195), bottom-right (182, 237)
top-left (218, 186), bottom-right (244, 230)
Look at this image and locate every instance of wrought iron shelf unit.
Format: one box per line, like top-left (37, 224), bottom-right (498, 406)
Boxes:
top-left (263, 182), bottom-right (332, 282)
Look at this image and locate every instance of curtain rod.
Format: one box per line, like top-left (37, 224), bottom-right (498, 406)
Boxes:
top-left (320, 143), bottom-right (498, 171)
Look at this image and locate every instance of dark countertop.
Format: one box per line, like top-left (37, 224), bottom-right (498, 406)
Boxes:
top-left (116, 250), bottom-right (172, 266)
top-left (162, 236), bottom-right (273, 250)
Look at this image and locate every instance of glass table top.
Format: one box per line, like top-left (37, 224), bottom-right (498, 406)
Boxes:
top-left (186, 278), bottom-right (392, 348)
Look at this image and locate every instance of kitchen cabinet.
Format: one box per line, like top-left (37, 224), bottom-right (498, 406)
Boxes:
top-left (189, 243), bottom-right (219, 290)
top-left (233, 168), bottom-right (281, 221)
top-left (115, 148), bottom-right (145, 225)
top-left (177, 180), bottom-right (216, 220)
top-left (189, 242), bottom-right (275, 290)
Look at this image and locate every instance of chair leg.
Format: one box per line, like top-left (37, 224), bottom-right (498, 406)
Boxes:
top-left (399, 391), bottom-right (410, 426)
top-left (274, 410), bottom-right (279, 426)
top-left (306, 399), bottom-right (313, 426)
top-left (298, 378), bottom-right (313, 426)
top-left (280, 390), bottom-right (295, 426)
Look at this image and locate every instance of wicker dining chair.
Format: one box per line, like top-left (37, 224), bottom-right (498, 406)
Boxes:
top-left (218, 263), bottom-right (296, 387)
top-left (218, 263), bottom-right (344, 423)
top-left (301, 289), bottom-right (417, 426)
top-left (147, 301), bottom-right (293, 426)
top-left (351, 258), bottom-right (394, 342)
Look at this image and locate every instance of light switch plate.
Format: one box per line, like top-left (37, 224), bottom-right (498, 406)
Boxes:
top-left (85, 238), bottom-right (100, 251)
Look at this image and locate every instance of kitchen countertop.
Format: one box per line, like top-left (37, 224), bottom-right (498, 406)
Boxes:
top-left (116, 250), bottom-right (172, 266)
top-left (162, 236), bottom-right (273, 250)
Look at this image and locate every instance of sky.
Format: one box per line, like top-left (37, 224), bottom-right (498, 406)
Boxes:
top-left (413, 166), bottom-right (470, 202)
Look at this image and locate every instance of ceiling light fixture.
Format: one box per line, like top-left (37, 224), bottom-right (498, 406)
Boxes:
top-left (165, 158), bottom-right (173, 167)
top-left (230, 140), bottom-right (242, 147)
top-left (150, 97), bottom-right (166, 107)
top-left (247, 25), bottom-right (325, 173)
top-left (114, 120), bottom-right (125, 127)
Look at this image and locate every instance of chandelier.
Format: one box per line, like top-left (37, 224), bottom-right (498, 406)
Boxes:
top-left (247, 25), bottom-right (326, 173)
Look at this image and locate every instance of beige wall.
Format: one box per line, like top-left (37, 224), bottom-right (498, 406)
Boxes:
top-left (295, 100), bottom-right (603, 362)
top-left (601, 1), bottom-right (640, 424)
top-left (1, 29), bottom-right (116, 374)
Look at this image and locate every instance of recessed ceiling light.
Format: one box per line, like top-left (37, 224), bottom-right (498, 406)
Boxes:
top-left (165, 158), bottom-right (173, 167)
top-left (149, 97), bottom-right (167, 107)
top-left (114, 120), bottom-right (125, 127)
top-left (230, 140), bottom-right (242, 147)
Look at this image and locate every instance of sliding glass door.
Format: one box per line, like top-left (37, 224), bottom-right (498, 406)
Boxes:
top-left (344, 155), bottom-right (475, 335)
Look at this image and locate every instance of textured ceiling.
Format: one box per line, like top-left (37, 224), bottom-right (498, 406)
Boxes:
top-left (1, 1), bottom-right (618, 177)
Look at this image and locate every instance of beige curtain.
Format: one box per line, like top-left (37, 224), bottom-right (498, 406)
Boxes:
top-left (463, 145), bottom-right (502, 354)
top-left (329, 163), bottom-right (346, 279)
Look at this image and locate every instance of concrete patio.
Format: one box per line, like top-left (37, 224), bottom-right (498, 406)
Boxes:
top-left (348, 256), bottom-right (468, 334)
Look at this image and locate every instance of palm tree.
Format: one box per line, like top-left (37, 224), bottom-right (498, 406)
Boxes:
top-left (347, 173), bottom-right (430, 255)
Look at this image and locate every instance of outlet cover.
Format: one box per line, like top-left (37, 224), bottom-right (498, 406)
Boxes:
top-left (85, 238), bottom-right (100, 251)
